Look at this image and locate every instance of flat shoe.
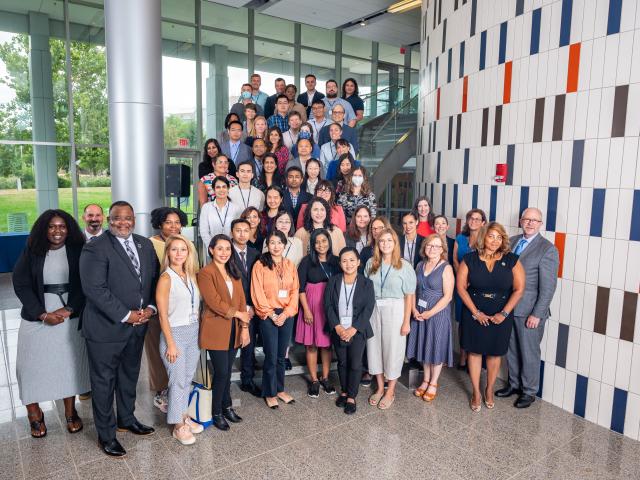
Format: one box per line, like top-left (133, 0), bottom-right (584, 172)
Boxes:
top-left (264, 398), bottom-right (279, 409)
top-left (368, 392), bottom-right (383, 406)
top-left (377, 395), bottom-right (395, 410)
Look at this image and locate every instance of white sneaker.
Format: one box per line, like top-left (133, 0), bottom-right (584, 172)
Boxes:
top-left (184, 417), bottom-right (204, 434)
top-left (172, 425), bottom-right (195, 445)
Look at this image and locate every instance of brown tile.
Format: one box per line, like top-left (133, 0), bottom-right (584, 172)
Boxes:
top-left (594, 286), bottom-right (610, 335)
top-left (533, 97), bottom-right (545, 142)
top-left (611, 84), bottom-right (629, 137)
top-left (552, 94), bottom-right (566, 141)
top-left (620, 291), bottom-right (637, 342)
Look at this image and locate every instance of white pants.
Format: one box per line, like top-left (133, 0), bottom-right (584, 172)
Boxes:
top-left (366, 298), bottom-right (406, 380)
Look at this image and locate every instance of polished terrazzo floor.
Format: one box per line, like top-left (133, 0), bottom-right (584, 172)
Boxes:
top-left (1, 365), bottom-right (639, 480)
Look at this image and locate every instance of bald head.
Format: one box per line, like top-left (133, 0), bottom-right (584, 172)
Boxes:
top-left (520, 207), bottom-right (543, 238)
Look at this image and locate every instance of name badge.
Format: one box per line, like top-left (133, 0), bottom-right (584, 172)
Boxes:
top-left (189, 312), bottom-right (199, 323)
top-left (278, 289), bottom-right (288, 299)
top-left (340, 316), bottom-right (352, 328)
top-left (417, 299), bottom-right (428, 308)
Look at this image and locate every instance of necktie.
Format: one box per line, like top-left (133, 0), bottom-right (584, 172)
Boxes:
top-left (124, 239), bottom-right (141, 279)
top-left (514, 238), bottom-right (527, 255)
top-left (240, 250), bottom-right (247, 272)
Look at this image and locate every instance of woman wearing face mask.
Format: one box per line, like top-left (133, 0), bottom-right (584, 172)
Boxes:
top-left (291, 123), bottom-right (321, 159)
top-left (337, 166), bottom-right (377, 224)
top-left (198, 155), bottom-right (239, 205)
top-left (412, 196), bottom-right (435, 237)
top-left (295, 197), bottom-right (346, 256)
top-left (296, 180), bottom-right (346, 233)
top-left (245, 115), bottom-right (268, 147)
top-left (198, 138), bottom-right (222, 179)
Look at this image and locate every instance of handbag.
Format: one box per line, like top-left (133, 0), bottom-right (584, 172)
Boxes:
top-left (188, 351), bottom-right (213, 427)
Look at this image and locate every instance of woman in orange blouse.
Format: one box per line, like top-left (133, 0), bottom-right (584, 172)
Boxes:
top-left (251, 230), bottom-right (300, 408)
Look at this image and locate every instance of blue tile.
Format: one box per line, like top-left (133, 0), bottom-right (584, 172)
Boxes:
top-left (435, 57), bottom-right (439, 89)
top-left (537, 360), bottom-right (545, 398)
top-left (430, 183), bottom-right (435, 203)
top-left (611, 388), bottom-right (628, 434)
top-left (630, 190), bottom-right (640, 241)
top-left (447, 48), bottom-right (452, 83)
top-left (516, 0), bottom-right (524, 16)
top-left (470, 0), bottom-right (477, 36)
top-left (531, 8), bottom-right (541, 55)
top-left (607, 0), bottom-right (622, 35)
top-left (463, 148), bottom-right (470, 184)
top-left (556, 323), bottom-right (569, 368)
top-left (590, 189), bottom-right (606, 237)
top-left (570, 139), bottom-right (584, 187)
top-left (459, 41), bottom-right (465, 78)
top-left (506, 144), bottom-right (515, 185)
top-left (479, 30), bottom-right (487, 70)
top-left (432, 121), bottom-right (437, 152)
top-left (574, 374), bottom-right (588, 418)
top-left (472, 184), bottom-right (478, 209)
top-left (452, 184), bottom-right (458, 218)
top-left (546, 187), bottom-right (559, 231)
top-left (436, 151), bottom-right (441, 183)
top-left (442, 18), bottom-right (447, 53)
top-left (499, 21), bottom-right (508, 64)
top-left (489, 186), bottom-right (497, 221)
top-left (559, 0), bottom-right (573, 47)
top-left (441, 184), bottom-right (447, 216)
top-left (519, 186), bottom-right (529, 217)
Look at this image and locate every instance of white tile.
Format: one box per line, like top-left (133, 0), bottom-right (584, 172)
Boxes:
top-left (569, 281), bottom-right (585, 327)
top-left (620, 137), bottom-right (639, 189)
top-left (545, 319), bottom-right (559, 364)
top-left (597, 382), bottom-right (614, 429)
top-left (610, 240), bottom-right (630, 291)
top-left (596, 238), bottom-right (614, 288)
top-left (602, 34), bottom-right (620, 87)
top-left (624, 392), bottom-right (640, 440)
top-left (585, 237), bottom-right (602, 285)
top-left (630, 29), bottom-right (640, 84)
top-left (589, 37), bottom-right (606, 89)
top-left (573, 91), bottom-right (589, 138)
top-left (589, 332), bottom-right (606, 381)
top-left (602, 188), bottom-right (619, 239)
top-left (566, 325), bottom-right (581, 372)
top-left (542, 361), bottom-right (555, 402)
top-left (615, 340), bottom-right (634, 391)
top-left (616, 31), bottom-right (634, 85)
top-left (593, 0), bottom-right (610, 39)
top-left (577, 329), bottom-right (593, 376)
top-left (601, 335), bottom-right (620, 386)
top-left (580, 139), bottom-right (597, 188)
top-left (563, 232), bottom-right (577, 280)
top-left (597, 87), bottom-right (615, 139)
top-left (552, 365), bottom-right (566, 407)
top-left (563, 369), bottom-right (577, 412)
top-left (576, 189), bottom-right (593, 236)
top-left (606, 138), bottom-right (624, 189)
top-left (585, 378), bottom-right (601, 423)
top-left (559, 279), bottom-right (573, 324)
top-left (626, 242), bottom-right (640, 293)
top-left (629, 343), bottom-right (640, 395)
top-left (585, 89), bottom-right (602, 139)
top-left (581, 282), bottom-right (597, 331)
top-left (620, 0), bottom-right (638, 32)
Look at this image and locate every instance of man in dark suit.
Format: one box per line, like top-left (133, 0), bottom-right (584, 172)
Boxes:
top-left (297, 73), bottom-right (325, 117)
top-left (264, 77), bottom-right (286, 119)
top-left (230, 218), bottom-right (261, 397)
top-left (80, 201), bottom-right (160, 457)
top-left (496, 207), bottom-right (559, 409)
top-left (220, 120), bottom-right (252, 171)
top-left (399, 212), bottom-right (425, 268)
top-left (281, 166), bottom-right (312, 222)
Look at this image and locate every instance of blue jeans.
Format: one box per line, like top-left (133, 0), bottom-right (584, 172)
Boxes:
top-left (259, 315), bottom-right (293, 398)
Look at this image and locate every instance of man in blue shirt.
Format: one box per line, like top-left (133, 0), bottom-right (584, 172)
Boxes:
top-left (249, 73), bottom-right (268, 109)
top-left (323, 80), bottom-right (356, 126)
top-left (267, 94), bottom-right (290, 131)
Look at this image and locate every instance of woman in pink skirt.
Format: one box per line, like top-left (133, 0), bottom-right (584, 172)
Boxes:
top-left (296, 228), bottom-right (338, 398)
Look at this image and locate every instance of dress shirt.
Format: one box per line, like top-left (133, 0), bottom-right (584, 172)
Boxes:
top-left (84, 229), bottom-right (103, 241)
top-left (228, 185), bottom-right (265, 211)
top-left (199, 200), bottom-right (243, 251)
top-left (322, 98), bottom-right (356, 123)
top-left (268, 113), bottom-right (289, 131)
top-left (115, 235), bottom-right (157, 322)
top-left (515, 233), bottom-right (539, 255)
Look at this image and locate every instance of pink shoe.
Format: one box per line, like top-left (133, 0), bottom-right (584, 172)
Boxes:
top-left (184, 417), bottom-right (204, 434)
top-left (172, 425), bottom-right (195, 445)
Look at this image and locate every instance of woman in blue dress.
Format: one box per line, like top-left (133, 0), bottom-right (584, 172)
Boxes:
top-left (452, 209), bottom-right (486, 369)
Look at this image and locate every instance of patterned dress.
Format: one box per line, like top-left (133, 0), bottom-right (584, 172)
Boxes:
top-left (201, 173), bottom-right (238, 201)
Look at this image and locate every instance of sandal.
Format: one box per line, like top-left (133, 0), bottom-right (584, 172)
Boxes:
top-left (378, 395), bottom-right (395, 410)
top-left (423, 383), bottom-right (438, 402)
top-left (66, 412), bottom-right (83, 433)
top-left (470, 395), bottom-right (482, 413)
top-left (368, 392), bottom-right (383, 406)
top-left (414, 382), bottom-right (429, 398)
top-left (28, 409), bottom-right (47, 438)
top-left (484, 388), bottom-right (495, 409)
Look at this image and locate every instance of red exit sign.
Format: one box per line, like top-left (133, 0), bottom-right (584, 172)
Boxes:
top-left (178, 137), bottom-right (189, 147)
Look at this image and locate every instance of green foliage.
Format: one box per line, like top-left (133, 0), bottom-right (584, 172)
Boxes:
top-left (164, 114), bottom-right (198, 148)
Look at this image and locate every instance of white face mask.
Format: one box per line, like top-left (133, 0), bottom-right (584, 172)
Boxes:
top-left (351, 175), bottom-right (364, 187)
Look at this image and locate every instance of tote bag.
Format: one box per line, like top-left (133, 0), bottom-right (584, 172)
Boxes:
top-left (188, 350), bottom-right (213, 427)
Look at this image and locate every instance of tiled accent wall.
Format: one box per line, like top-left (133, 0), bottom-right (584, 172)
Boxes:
top-left (417, 0), bottom-right (640, 439)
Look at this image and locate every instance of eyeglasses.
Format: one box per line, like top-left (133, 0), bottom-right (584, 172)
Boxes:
top-left (468, 217), bottom-right (484, 222)
top-left (333, 111), bottom-right (345, 115)
top-left (425, 244), bottom-right (443, 250)
top-left (521, 218), bottom-right (542, 224)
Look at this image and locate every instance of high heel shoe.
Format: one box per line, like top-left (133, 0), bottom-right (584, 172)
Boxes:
top-left (470, 395), bottom-right (482, 413)
top-left (484, 388), bottom-right (495, 409)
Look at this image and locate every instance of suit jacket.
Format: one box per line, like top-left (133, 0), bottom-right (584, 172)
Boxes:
top-left (197, 262), bottom-right (247, 350)
top-left (399, 234), bottom-right (426, 269)
top-left (13, 244), bottom-right (86, 322)
top-left (318, 123), bottom-right (359, 154)
top-left (509, 234), bottom-right (559, 319)
top-left (324, 273), bottom-right (375, 338)
top-left (80, 231), bottom-right (160, 343)
top-left (297, 91), bottom-right (325, 117)
top-left (263, 93), bottom-right (278, 120)
top-left (282, 188), bottom-right (312, 223)
top-left (231, 245), bottom-right (259, 307)
top-left (220, 140), bottom-right (253, 168)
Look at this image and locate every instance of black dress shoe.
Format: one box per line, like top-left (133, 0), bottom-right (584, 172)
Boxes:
top-left (344, 402), bottom-right (357, 415)
top-left (117, 420), bottom-right (155, 436)
top-left (514, 394), bottom-right (536, 409)
top-left (495, 386), bottom-right (521, 398)
top-left (99, 439), bottom-right (126, 457)
top-left (223, 408), bottom-right (243, 423)
top-left (212, 414), bottom-right (230, 431)
top-left (240, 383), bottom-right (262, 397)
top-left (284, 358), bottom-right (293, 370)
top-left (335, 395), bottom-right (347, 408)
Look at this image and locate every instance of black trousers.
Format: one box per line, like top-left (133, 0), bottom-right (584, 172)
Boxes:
top-left (208, 322), bottom-right (237, 415)
top-left (240, 315), bottom-right (259, 386)
top-left (86, 330), bottom-right (145, 443)
top-left (332, 331), bottom-right (367, 399)
top-left (259, 316), bottom-right (293, 397)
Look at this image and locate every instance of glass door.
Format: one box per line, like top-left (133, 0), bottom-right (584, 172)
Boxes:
top-left (165, 148), bottom-right (201, 245)
top-left (376, 62), bottom-right (400, 115)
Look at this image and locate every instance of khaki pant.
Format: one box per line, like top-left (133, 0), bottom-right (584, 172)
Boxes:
top-left (144, 316), bottom-right (169, 392)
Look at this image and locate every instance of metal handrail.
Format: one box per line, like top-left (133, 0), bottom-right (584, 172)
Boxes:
top-left (366, 93), bottom-right (419, 144)
top-left (359, 84), bottom-right (401, 101)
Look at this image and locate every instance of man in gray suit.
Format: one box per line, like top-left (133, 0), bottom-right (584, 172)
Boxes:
top-left (80, 201), bottom-right (160, 456)
top-left (220, 120), bottom-right (252, 170)
top-left (496, 207), bottom-right (559, 408)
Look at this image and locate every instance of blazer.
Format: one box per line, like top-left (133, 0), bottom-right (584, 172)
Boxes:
top-left (399, 234), bottom-right (426, 269)
top-left (509, 234), bottom-right (559, 320)
top-left (324, 273), bottom-right (375, 338)
top-left (282, 188), bottom-right (312, 223)
top-left (231, 245), bottom-right (259, 307)
top-left (13, 243), bottom-right (86, 323)
top-left (197, 262), bottom-right (247, 351)
top-left (80, 231), bottom-right (160, 343)
top-left (318, 123), bottom-right (359, 154)
top-left (297, 90), bottom-right (325, 117)
top-left (263, 93), bottom-right (278, 120)
top-left (220, 140), bottom-right (253, 168)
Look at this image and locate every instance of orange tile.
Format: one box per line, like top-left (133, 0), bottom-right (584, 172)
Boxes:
top-left (503, 61), bottom-right (513, 104)
top-left (554, 232), bottom-right (566, 278)
top-left (462, 76), bottom-right (468, 113)
top-left (567, 43), bottom-right (581, 93)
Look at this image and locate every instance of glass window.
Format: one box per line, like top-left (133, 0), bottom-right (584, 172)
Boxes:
top-left (378, 42), bottom-right (405, 66)
top-left (255, 13), bottom-right (294, 43)
top-left (300, 49), bottom-right (335, 87)
top-left (254, 41), bottom-right (295, 88)
top-left (201, 30), bottom-right (248, 54)
top-left (0, 144), bottom-right (36, 232)
top-left (342, 35), bottom-right (372, 59)
top-left (0, 32), bottom-right (32, 141)
top-left (202, 2), bottom-right (248, 34)
top-left (301, 24), bottom-right (334, 51)
top-left (411, 49), bottom-right (420, 70)
top-left (342, 57), bottom-right (372, 117)
top-left (162, 0), bottom-right (195, 24)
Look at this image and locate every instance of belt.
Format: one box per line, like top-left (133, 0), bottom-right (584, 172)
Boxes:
top-left (43, 283), bottom-right (70, 307)
top-left (469, 291), bottom-right (507, 300)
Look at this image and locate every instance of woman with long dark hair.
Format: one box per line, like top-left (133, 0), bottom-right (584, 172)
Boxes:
top-left (198, 138), bottom-right (222, 179)
top-left (267, 126), bottom-right (290, 175)
top-left (295, 197), bottom-right (346, 256)
top-left (341, 77), bottom-right (364, 125)
top-left (260, 184), bottom-right (285, 237)
top-left (337, 166), bottom-right (377, 224)
top-left (240, 206), bottom-right (265, 252)
top-left (199, 176), bottom-right (243, 250)
top-left (265, 211), bottom-right (304, 267)
top-left (13, 209), bottom-right (89, 438)
top-left (251, 230), bottom-right (300, 409)
top-left (256, 153), bottom-right (283, 192)
top-left (296, 180), bottom-right (346, 232)
top-left (198, 154), bottom-right (239, 205)
top-left (198, 235), bottom-right (251, 430)
top-left (345, 205), bottom-right (372, 255)
top-left (412, 196), bottom-right (435, 237)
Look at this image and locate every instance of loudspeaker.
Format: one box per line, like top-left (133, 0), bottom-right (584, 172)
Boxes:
top-left (165, 164), bottom-right (191, 197)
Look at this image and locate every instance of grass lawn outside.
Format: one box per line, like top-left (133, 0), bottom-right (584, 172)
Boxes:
top-left (0, 187), bottom-right (112, 232)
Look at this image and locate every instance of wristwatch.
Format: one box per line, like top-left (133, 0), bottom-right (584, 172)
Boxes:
top-left (64, 306), bottom-right (74, 314)
top-left (500, 311), bottom-right (510, 318)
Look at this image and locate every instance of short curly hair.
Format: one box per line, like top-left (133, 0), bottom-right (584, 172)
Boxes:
top-left (476, 222), bottom-right (511, 256)
top-left (150, 207), bottom-right (188, 230)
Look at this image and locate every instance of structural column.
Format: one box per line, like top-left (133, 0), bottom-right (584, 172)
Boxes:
top-left (29, 12), bottom-right (58, 212)
top-left (104, 0), bottom-right (163, 235)
top-left (206, 45), bottom-right (229, 139)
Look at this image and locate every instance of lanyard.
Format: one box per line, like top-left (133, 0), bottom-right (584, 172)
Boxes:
top-left (230, 142), bottom-right (240, 163)
top-left (330, 142), bottom-right (337, 159)
top-left (171, 268), bottom-right (195, 313)
top-left (326, 99), bottom-right (337, 110)
top-left (343, 277), bottom-right (356, 315)
top-left (238, 187), bottom-right (252, 209)
top-left (215, 202), bottom-right (230, 230)
top-left (284, 240), bottom-right (293, 259)
top-left (380, 264), bottom-right (392, 296)
top-left (405, 239), bottom-right (415, 263)
top-left (312, 119), bottom-right (326, 138)
top-left (287, 130), bottom-right (297, 146)
top-left (319, 261), bottom-right (332, 279)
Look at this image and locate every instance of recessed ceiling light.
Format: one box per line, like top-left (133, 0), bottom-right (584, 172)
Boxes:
top-left (360, 19), bottom-right (366, 26)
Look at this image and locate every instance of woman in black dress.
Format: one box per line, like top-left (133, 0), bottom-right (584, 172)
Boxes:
top-left (456, 222), bottom-right (524, 412)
